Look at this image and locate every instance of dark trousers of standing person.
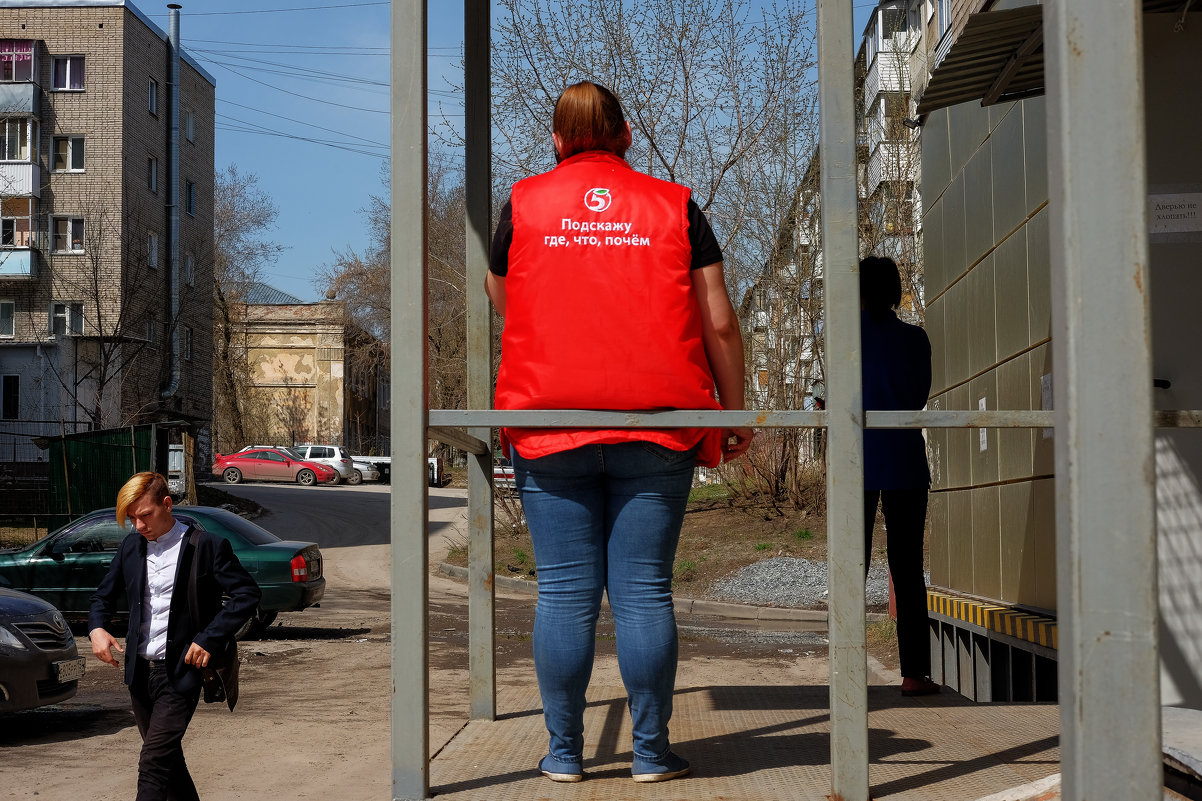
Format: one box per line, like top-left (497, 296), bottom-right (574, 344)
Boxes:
top-left (129, 658), bottom-right (202, 801)
top-left (864, 488), bottom-right (932, 679)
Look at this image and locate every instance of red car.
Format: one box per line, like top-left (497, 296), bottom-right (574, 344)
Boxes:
top-left (212, 448), bottom-right (338, 486)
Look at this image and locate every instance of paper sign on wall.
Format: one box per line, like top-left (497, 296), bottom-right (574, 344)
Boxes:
top-left (1148, 193), bottom-right (1202, 234)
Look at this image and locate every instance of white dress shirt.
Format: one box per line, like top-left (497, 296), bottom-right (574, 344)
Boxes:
top-left (139, 519), bottom-right (188, 661)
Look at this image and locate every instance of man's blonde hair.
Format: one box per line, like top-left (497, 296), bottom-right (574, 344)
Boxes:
top-left (116, 472), bottom-right (170, 527)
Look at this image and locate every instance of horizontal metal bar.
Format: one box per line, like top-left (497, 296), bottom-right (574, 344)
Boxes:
top-left (868, 410), bottom-right (1054, 428)
top-left (429, 409), bottom-right (1202, 431)
top-left (1156, 410), bottom-right (1202, 428)
top-left (427, 426), bottom-right (489, 454)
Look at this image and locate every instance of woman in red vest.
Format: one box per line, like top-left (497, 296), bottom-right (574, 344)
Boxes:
top-left (488, 81), bottom-right (753, 784)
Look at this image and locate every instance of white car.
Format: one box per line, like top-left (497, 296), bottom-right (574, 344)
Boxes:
top-left (286, 444), bottom-right (355, 485)
top-left (350, 459), bottom-right (380, 485)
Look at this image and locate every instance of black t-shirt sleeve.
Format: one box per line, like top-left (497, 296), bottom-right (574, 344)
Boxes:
top-left (687, 198), bottom-right (723, 269)
top-left (489, 195), bottom-right (722, 276)
top-left (489, 200), bottom-right (514, 277)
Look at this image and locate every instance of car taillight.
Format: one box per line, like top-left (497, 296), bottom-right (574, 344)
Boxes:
top-left (290, 554), bottom-right (309, 582)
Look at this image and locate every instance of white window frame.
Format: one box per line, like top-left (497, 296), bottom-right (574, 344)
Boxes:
top-left (182, 325), bottom-right (193, 361)
top-left (52, 216), bottom-right (84, 253)
top-left (1, 202), bottom-right (34, 249)
top-left (51, 55), bottom-right (84, 91)
top-left (184, 252), bottom-right (195, 286)
top-left (147, 155), bottom-right (158, 193)
top-left (0, 299), bottom-right (14, 338)
top-left (1, 374), bottom-right (18, 420)
top-left (185, 180), bottom-right (196, 216)
top-left (52, 135), bottom-right (84, 172)
top-left (2, 117), bottom-right (38, 162)
top-left (147, 231), bottom-right (159, 269)
top-left (148, 76), bottom-right (158, 115)
top-left (0, 40), bottom-right (35, 83)
top-left (50, 301), bottom-right (83, 336)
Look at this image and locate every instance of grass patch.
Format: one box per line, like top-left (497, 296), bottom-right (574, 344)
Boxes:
top-left (754, 542), bottom-right (773, 552)
top-left (511, 548), bottom-right (530, 566)
top-left (673, 559), bottom-right (697, 584)
top-left (792, 528), bottom-right (815, 542)
top-left (688, 484), bottom-right (731, 503)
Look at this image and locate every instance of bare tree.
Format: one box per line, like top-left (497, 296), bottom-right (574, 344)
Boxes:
top-left (489, 0), bottom-right (818, 299)
top-left (25, 180), bottom-right (163, 428)
top-left (211, 165), bottom-right (284, 454)
top-left (318, 153), bottom-right (470, 452)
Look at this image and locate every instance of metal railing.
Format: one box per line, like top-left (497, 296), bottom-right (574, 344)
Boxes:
top-left (389, 2), bottom-right (1165, 800)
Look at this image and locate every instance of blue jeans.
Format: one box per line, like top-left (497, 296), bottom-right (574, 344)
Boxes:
top-left (513, 441), bottom-right (697, 765)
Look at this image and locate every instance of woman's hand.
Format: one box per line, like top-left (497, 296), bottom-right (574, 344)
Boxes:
top-left (721, 427), bottom-right (755, 461)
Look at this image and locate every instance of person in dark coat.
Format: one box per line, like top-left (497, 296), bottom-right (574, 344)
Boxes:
top-left (89, 471), bottom-right (260, 800)
top-left (860, 256), bottom-right (940, 696)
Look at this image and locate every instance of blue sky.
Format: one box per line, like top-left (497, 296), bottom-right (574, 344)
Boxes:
top-left (149, 1), bottom-right (874, 302)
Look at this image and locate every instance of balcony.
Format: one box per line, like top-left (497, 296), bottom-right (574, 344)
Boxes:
top-left (0, 162), bottom-right (42, 197)
top-left (0, 82), bottom-right (42, 115)
top-left (0, 248), bottom-right (36, 279)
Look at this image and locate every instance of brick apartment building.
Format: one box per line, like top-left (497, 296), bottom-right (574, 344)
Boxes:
top-left (0, 1), bottom-right (214, 464)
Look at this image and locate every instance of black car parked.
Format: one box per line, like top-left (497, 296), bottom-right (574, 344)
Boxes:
top-left (0, 587), bottom-right (84, 713)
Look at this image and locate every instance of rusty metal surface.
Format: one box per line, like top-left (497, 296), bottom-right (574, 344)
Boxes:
top-left (429, 684), bottom-right (1059, 800)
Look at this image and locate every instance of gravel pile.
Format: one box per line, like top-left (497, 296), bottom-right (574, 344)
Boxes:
top-left (708, 557), bottom-right (927, 609)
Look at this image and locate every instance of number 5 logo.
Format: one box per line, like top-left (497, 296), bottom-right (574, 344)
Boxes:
top-left (584, 187), bottom-right (612, 213)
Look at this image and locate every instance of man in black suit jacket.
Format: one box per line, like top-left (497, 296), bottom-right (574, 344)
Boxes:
top-left (90, 472), bottom-right (260, 801)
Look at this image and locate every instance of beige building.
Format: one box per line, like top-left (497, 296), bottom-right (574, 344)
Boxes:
top-left (0, 1), bottom-right (214, 464)
top-left (909, 0), bottom-right (1201, 707)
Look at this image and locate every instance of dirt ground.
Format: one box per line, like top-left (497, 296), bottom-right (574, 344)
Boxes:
top-left (0, 568), bottom-right (845, 800)
top-left (0, 486), bottom-right (906, 800)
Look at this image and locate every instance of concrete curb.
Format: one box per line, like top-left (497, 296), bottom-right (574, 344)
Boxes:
top-left (437, 563), bottom-right (890, 626)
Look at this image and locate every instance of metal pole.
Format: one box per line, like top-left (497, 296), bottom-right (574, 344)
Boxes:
top-left (464, 0), bottom-right (496, 722)
top-left (390, 0), bottom-right (430, 798)
top-left (1045, 3), bottom-right (1160, 800)
top-left (817, 1), bottom-right (867, 799)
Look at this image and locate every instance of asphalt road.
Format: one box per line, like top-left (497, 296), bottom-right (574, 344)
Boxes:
top-left (204, 480), bottom-right (468, 590)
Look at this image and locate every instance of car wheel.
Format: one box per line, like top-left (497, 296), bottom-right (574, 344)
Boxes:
top-left (329, 472), bottom-right (341, 486)
top-left (235, 607), bottom-right (278, 641)
top-left (297, 469), bottom-right (316, 487)
top-left (223, 467), bottom-right (242, 484)
top-left (348, 469), bottom-right (363, 486)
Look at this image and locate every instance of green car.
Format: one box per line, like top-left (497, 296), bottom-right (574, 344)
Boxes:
top-left (0, 506), bottom-right (325, 640)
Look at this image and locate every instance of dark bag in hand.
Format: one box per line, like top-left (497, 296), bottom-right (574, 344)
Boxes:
top-left (187, 528), bottom-right (242, 711)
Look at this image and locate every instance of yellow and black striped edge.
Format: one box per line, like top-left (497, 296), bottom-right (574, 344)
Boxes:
top-left (928, 590), bottom-right (1058, 650)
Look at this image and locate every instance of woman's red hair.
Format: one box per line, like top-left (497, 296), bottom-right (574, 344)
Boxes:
top-left (553, 81), bottom-right (629, 159)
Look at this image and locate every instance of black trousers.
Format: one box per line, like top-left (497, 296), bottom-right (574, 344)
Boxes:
top-left (864, 489), bottom-right (932, 679)
top-left (129, 658), bottom-right (201, 801)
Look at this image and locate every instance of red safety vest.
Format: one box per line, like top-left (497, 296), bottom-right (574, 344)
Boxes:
top-left (495, 150), bottom-right (724, 467)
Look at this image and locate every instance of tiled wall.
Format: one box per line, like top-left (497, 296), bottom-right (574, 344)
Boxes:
top-left (921, 95), bottom-right (1056, 611)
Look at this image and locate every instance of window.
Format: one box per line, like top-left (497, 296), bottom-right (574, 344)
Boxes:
top-left (147, 232), bottom-right (159, 269)
top-left (147, 156), bottom-right (158, 192)
top-left (1, 374), bottom-right (17, 420)
top-left (938, 0), bottom-right (951, 36)
top-left (0, 300), bottom-right (13, 337)
top-left (145, 317), bottom-right (157, 345)
top-left (52, 55), bottom-right (84, 90)
top-left (184, 252), bottom-right (195, 286)
top-left (148, 77), bottom-right (158, 115)
top-left (2, 117), bottom-right (37, 161)
top-left (185, 180), bottom-right (196, 215)
top-left (185, 110), bottom-right (195, 142)
top-left (52, 217), bottom-right (84, 252)
top-left (1, 198), bottom-right (33, 248)
top-left (51, 302), bottom-right (83, 336)
top-left (0, 40), bottom-right (34, 82)
top-left (52, 136), bottom-right (84, 172)
top-left (182, 325), bottom-right (193, 361)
